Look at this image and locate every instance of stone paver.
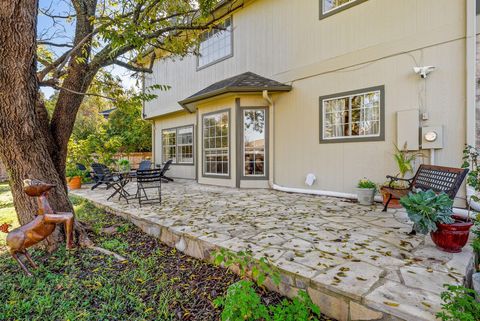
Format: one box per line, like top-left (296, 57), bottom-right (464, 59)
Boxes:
top-left (72, 180), bottom-right (473, 321)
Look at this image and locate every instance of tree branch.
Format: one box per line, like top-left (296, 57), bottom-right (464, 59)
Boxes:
top-left (111, 59), bottom-right (154, 73)
top-left (38, 41), bottom-right (74, 48)
top-left (46, 84), bottom-right (115, 101)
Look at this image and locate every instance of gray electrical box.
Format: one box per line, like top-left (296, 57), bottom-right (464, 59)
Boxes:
top-left (421, 126), bottom-right (443, 149)
top-left (397, 109), bottom-right (420, 150)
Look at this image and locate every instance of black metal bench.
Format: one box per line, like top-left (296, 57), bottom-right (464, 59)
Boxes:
top-left (380, 164), bottom-right (469, 212)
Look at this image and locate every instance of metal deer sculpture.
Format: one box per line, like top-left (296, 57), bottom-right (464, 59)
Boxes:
top-left (1, 179), bottom-right (74, 276)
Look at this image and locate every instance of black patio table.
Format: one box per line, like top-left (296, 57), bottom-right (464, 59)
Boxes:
top-left (106, 171), bottom-right (134, 203)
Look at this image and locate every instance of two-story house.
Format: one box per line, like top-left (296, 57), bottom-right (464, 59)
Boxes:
top-left (143, 0), bottom-right (477, 199)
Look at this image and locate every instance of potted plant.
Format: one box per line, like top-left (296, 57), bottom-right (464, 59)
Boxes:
top-left (400, 190), bottom-right (473, 253)
top-left (356, 178), bottom-right (377, 205)
top-left (66, 167), bottom-right (84, 190)
top-left (117, 159), bottom-right (131, 173)
top-left (382, 144), bottom-right (423, 209)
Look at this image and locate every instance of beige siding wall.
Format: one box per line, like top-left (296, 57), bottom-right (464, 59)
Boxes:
top-left (147, 0), bottom-right (469, 195)
top-left (153, 111), bottom-right (196, 179)
top-left (145, 0), bottom-right (466, 117)
top-left (274, 39), bottom-right (466, 194)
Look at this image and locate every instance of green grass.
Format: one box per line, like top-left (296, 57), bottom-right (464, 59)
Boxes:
top-left (0, 190), bottom-right (178, 321)
top-left (0, 182), bottom-right (16, 247)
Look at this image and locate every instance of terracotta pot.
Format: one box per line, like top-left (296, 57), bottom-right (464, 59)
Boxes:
top-left (67, 176), bottom-right (82, 190)
top-left (430, 215), bottom-right (473, 253)
top-left (381, 191), bottom-right (403, 209)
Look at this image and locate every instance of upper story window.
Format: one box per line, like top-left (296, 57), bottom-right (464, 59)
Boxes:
top-left (320, 86), bottom-right (384, 143)
top-left (320, 0), bottom-right (367, 19)
top-left (197, 17), bottom-right (233, 70)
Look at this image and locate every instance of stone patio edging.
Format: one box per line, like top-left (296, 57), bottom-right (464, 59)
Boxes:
top-left (79, 196), bottom-right (405, 321)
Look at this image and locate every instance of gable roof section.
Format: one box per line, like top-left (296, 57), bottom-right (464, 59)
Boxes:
top-left (178, 72), bottom-right (292, 111)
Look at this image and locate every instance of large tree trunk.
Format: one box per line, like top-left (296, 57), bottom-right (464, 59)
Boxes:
top-left (0, 0), bottom-right (77, 251)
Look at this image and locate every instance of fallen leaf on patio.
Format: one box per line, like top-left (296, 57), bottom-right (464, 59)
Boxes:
top-left (421, 302), bottom-right (431, 308)
top-left (356, 277), bottom-right (367, 281)
top-left (383, 301), bottom-right (399, 307)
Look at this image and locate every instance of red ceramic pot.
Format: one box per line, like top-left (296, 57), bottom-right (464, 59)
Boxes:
top-left (430, 215), bottom-right (473, 253)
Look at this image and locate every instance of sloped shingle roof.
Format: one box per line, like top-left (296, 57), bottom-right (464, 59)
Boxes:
top-left (178, 72), bottom-right (292, 110)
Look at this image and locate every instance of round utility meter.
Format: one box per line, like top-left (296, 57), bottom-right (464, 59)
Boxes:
top-left (424, 131), bottom-right (438, 142)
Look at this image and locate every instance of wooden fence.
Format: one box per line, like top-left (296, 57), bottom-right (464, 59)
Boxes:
top-left (113, 152), bottom-right (152, 169)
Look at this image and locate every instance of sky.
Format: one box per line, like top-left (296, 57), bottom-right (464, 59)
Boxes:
top-left (38, 0), bottom-right (138, 98)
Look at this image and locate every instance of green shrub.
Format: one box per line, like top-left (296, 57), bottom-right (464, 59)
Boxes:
top-left (436, 285), bottom-right (480, 321)
top-left (357, 178), bottom-right (377, 191)
top-left (214, 281), bottom-right (320, 321)
top-left (214, 280), bottom-right (269, 321)
top-left (213, 250), bottom-right (321, 321)
top-left (462, 145), bottom-right (480, 193)
top-left (400, 190), bottom-right (453, 235)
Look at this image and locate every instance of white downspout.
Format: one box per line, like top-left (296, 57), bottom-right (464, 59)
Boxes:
top-left (465, 0), bottom-right (479, 212)
top-left (466, 0), bottom-right (476, 148)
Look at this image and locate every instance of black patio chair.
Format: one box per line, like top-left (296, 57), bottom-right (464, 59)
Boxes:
top-left (129, 160), bottom-right (152, 179)
top-left (91, 163), bottom-right (120, 190)
top-left (138, 160), bottom-right (152, 171)
top-left (136, 169), bottom-right (162, 206)
top-left (90, 163), bottom-right (131, 202)
top-left (159, 159), bottom-right (174, 183)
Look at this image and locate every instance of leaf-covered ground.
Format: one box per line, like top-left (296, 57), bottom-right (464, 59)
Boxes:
top-left (0, 187), bottom-right (304, 321)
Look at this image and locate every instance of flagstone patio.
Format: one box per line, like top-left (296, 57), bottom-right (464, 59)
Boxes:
top-left (71, 179), bottom-right (473, 321)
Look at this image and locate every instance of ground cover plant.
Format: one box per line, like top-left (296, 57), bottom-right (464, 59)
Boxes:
top-left (0, 185), bottom-right (332, 320)
top-left (436, 285), bottom-right (480, 321)
top-left (212, 249), bottom-right (322, 321)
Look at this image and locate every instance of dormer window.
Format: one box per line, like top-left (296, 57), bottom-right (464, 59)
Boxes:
top-left (320, 0), bottom-right (367, 19)
top-left (197, 17), bottom-right (233, 70)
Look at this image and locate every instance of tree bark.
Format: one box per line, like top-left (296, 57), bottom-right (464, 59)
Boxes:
top-left (0, 0), bottom-right (77, 251)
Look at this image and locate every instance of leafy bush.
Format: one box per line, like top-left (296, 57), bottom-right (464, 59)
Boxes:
top-left (357, 178), bottom-right (377, 191)
top-left (214, 281), bottom-right (320, 321)
top-left (117, 158), bottom-right (131, 172)
top-left (436, 285), bottom-right (480, 321)
top-left (214, 280), bottom-right (270, 321)
top-left (462, 145), bottom-right (480, 193)
top-left (400, 190), bottom-right (454, 235)
top-left (213, 249), bottom-right (281, 286)
top-left (213, 250), bottom-right (321, 321)
top-left (65, 167), bottom-right (84, 178)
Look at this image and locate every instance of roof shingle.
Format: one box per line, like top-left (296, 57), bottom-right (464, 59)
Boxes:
top-left (178, 72), bottom-right (292, 110)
